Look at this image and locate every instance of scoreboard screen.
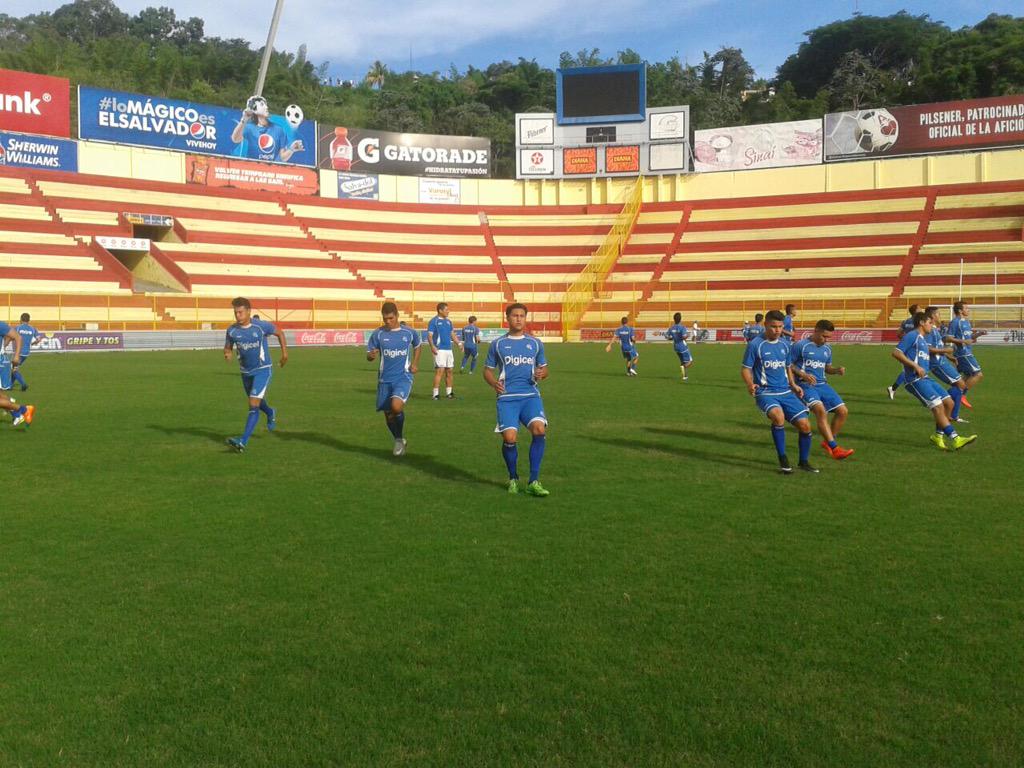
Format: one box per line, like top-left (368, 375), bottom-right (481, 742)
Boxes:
top-left (557, 64), bottom-right (646, 125)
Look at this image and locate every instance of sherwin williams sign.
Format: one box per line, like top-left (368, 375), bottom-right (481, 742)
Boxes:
top-left (78, 86), bottom-right (317, 167)
top-left (0, 68), bottom-right (71, 138)
top-left (0, 130), bottom-right (77, 171)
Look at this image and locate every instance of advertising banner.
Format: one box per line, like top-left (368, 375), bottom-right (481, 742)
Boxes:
top-left (0, 130), bottom-right (77, 171)
top-left (518, 116), bottom-right (555, 145)
top-left (33, 331), bottom-right (124, 352)
top-left (563, 147), bottom-right (597, 175)
top-left (319, 125), bottom-right (490, 177)
top-left (975, 328), bottom-right (1024, 346)
top-left (337, 171), bottom-right (379, 200)
top-left (78, 86), bottom-right (317, 167)
top-left (825, 95), bottom-right (1024, 162)
top-left (0, 68), bottom-right (71, 138)
top-left (291, 330), bottom-right (365, 346)
top-left (694, 119), bottom-right (822, 172)
top-left (95, 236), bottom-right (150, 250)
top-left (605, 144), bottom-right (640, 173)
top-left (185, 154), bottom-right (318, 195)
top-left (418, 178), bottom-right (461, 205)
top-left (520, 148), bottom-right (554, 176)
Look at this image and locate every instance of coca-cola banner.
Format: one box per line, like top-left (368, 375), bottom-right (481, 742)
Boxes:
top-left (825, 95), bottom-right (1024, 162)
top-left (185, 155), bottom-right (318, 195)
top-left (694, 120), bottom-right (822, 172)
top-left (290, 330), bottom-right (365, 346)
top-left (0, 68), bottom-right (71, 138)
top-left (318, 125), bottom-right (490, 178)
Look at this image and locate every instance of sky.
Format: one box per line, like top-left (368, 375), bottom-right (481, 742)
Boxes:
top-left (5, 0), bottom-right (1022, 81)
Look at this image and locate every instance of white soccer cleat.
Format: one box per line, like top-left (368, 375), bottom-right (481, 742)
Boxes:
top-left (393, 438), bottom-right (407, 456)
top-left (955, 417), bottom-right (970, 424)
top-left (886, 386), bottom-right (895, 400)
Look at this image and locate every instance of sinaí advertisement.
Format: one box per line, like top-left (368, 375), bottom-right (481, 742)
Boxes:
top-left (694, 119), bottom-right (822, 172)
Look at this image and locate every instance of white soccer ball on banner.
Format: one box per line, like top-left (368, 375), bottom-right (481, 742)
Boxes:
top-left (284, 104), bottom-right (304, 128)
top-left (854, 109), bottom-right (899, 153)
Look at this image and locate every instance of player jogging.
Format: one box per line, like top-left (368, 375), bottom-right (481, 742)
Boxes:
top-left (782, 304), bottom-right (797, 340)
top-left (223, 297), bottom-right (288, 452)
top-left (789, 319), bottom-right (854, 460)
top-left (741, 309), bottom-right (818, 474)
top-left (891, 311), bottom-right (976, 451)
top-left (743, 313), bottom-right (765, 342)
top-left (460, 316), bottom-right (481, 374)
top-left (605, 317), bottom-right (638, 376)
top-left (945, 301), bottom-right (984, 407)
top-left (665, 312), bottom-right (693, 381)
top-left (886, 304), bottom-right (919, 400)
top-left (484, 303), bottom-right (550, 497)
top-left (12, 313), bottom-right (40, 391)
top-left (0, 321), bottom-right (35, 427)
top-left (366, 302), bottom-right (422, 456)
top-left (428, 302), bottom-right (461, 399)
top-left (923, 306), bottom-right (968, 423)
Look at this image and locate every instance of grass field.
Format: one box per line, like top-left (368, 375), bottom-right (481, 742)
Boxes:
top-left (3, 341), bottom-right (1023, 766)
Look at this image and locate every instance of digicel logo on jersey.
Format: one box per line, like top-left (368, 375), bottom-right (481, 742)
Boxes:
top-left (0, 68), bottom-right (71, 137)
top-left (383, 348), bottom-right (407, 359)
top-left (503, 355), bottom-right (534, 366)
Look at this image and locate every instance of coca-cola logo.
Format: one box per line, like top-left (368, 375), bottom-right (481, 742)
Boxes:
top-left (299, 331), bottom-right (327, 344)
top-left (294, 330), bottom-right (363, 346)
top-left (837, 330), bottom-right (879, 343)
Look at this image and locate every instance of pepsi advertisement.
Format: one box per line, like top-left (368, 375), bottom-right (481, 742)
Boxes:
top-left (0, 130), bottom-right (78, 171)
top-left (78, 86), bottom-right (317, 168)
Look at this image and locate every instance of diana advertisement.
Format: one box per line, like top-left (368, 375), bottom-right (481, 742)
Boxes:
top-left (0, 130), bottom-right (77, 171)
top-left (694, 119), bottom-right (822, 172)
top-left (825, 95), bottom-right (1024, 162)
top-left (319, 125), bottom-right (490, 178)
top-left (78, 86), bottom-right (317, 167)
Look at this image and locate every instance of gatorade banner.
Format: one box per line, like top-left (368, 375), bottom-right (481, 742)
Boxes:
top-left (0, 130), bottom-right (77, 171)
top-left (694, 120), bottom-right (822, 172)
top-left (337, 172), bottom-right (379, 199)
top-left (185, 155), bottom-right (318, 195)
top-left (825, 95), bottom-right (1024, 162)
top-left (78, 86), bottom-right (317, 167)
top-left (318, 124), bottom-right (490, 177)
top-left (0, 68), bottom-right (71, 138)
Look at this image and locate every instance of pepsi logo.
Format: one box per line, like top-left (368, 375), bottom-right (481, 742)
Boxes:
top-left (258, 133), bottom-right (276, 152)
top-left (189, 122), bottom-right (206, 138)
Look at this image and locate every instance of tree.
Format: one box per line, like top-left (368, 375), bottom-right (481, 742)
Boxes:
top-left (558, 48), bottom-right (612, 69)
top-left (700, 47), bottom-right (754, 98)
top-left (827, 50), bottom-right (889, 110)
top-left (365, 60), bottom-right (388, 89)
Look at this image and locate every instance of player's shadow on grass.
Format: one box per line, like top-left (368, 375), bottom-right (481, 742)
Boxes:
top-left (645, 426), bottom-right (752, 447)
top-left (147, 424), bottom-right (233, 447)
top-left (583, 435), bottom-right (754, 470)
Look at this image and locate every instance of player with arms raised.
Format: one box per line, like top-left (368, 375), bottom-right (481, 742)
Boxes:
top-left (484, 303), bottom-right (550, 497)
top-left (366, 302), bottom-right (422, 456)
top-left (789, 320), bottom-right (854, 460)
top-left (665, 312), bottom-right (693, 381)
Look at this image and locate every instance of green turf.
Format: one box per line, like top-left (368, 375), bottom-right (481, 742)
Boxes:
top-left (3, 343), bottom-right (1022, 766)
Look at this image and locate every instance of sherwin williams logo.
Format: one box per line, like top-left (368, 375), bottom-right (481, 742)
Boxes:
top-left (258, 133), bottom-right (275, 153)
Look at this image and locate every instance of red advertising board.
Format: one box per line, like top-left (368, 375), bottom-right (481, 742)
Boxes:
top-left (605, 145), bottom-right (640, 173)
top-left (185, 155), bottom-right (319, 195)
top-left (291, 330), bottom-right (364, 346)
top-left (563, 147), bottom-right (597, 175)
top-left (0, 68), bottom-right (71, 138)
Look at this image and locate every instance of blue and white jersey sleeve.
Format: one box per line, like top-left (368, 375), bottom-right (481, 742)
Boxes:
top-left (741, 337), bottom-right (759, 369)
top-left (783, 316), bottom-right (794, 333)
top-left (408, 326), bottom-right (422, 348)
top-left (948, 318), bottom-right (973, 356)
top-left (427, 317), bottom-right (437, 344)
top-left (535, 338), bottom-right (547, 367)
top-left (485, 341), bottom-right (500, 369)
top-left (366, 328), bottom-right (381, 353)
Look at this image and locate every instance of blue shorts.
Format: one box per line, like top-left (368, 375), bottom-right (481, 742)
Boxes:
top-left (930, 358), bottom-right (962, 386)
top-left (801, 382), bottom-right (844, 412)
top-left (905, 378), bottom-right (950, 409)
top-left (955, 354), bottom-right (981, 376)
top-left (463, 346), bottom-right (478, 357)
top-left (0, 362), bottom-right (11, 390)
top-left (495, 396), bottom-right (547, 433)
top-left (755, 391), bottom-right (809, 423)
top-left (675, 348), bottom-right (692, 364)
top-left (241, 368), bottom-right (272, 400)
top-left (622, 348), bottom-right (638, 361)
top-left (376, 375), bottom-right (413, 411)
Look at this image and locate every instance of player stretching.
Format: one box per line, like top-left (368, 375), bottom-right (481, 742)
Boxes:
top-left (924, 306), bottom-right (968, 423)
top-left (366, 302), bottom-right (422, 456)
top-left (790, 320), bottom-right (854, 460)
top-left (743, 313), bottom-right (765, 341)
top-left (0, 321), bottom-right (35, 427)
top-left (428, 302), bottom-right (461, 399)
top-left (12, 313), bottom-right (41, 391)
top-left (945, 301), bottom-right (984, 409)
top-left (886, 304), bottom-right (919, 400)
top-left (782, 304), bottom-right (798, 340)
top-left (741, 309), bottom-right (818, 474)
top-left (460, 316), bottom-right (481, 374)
top-left (223, 297), bottom-right (288, 452)
top-left (892, 311), bottom-right (976, 450)
top-left (665, 312), bottom-right (693, 381)
top-left (606, 317), bottom-right (638, 376)
top-left (484, 303), bottom-right (550, 496)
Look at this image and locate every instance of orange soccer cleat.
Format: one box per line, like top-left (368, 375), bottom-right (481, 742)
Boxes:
top-left (822, 440), bottom-right (854, 460)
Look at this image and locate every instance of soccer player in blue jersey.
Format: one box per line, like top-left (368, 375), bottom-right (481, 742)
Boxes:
top-left (741, 309), bottom-right (818, 474)
top-left (0, 321), bottom-right (34, 427)
top-left (459, 316), bottom-right (481, 374)
top-left (11, 313), bottom-right (40, 391)
top-left (892, 311), bottom-right (976, 450)
top-left (945, 301), bottom-right (985, 406)
top-left (428, 302), bottom-right (461, 399)
top-left (223, 297), bottom-right (288, 452)
top-left (606, 317), bottom-right (638, 376)
top-left (782, 304), bottom-right (797, 340)
top-left (366, 302), bottom-right (423, 456)
top-left (665, 312), bottom-right (693, 381)
top-left (743, 313), bottom-right (765, 342)
top-left (484, 303), bottom-right (550, 497)
top-left (923, 306), bottom-right (968, 423)
top-left (790, 320), bottom-right (854, 460)
top-left (886, 304), bottom-right (919, 400)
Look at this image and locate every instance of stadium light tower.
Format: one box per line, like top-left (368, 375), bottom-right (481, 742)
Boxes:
top-left (254, 0), bottom-right (286, 97)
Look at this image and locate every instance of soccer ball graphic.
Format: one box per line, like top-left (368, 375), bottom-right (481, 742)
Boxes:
top-left (854, 109), bottom-right (899, 153)
top-left (284, 104), bottom-right (304, 129)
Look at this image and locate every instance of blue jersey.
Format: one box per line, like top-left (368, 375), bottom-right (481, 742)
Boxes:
top-left (241, 121), bottom-right (288, 162)
top-left (15, 323), bottom-right (39, 357)
top-left (0, 321), bottom-right (11, 361)
top-left (924, 327), bottom-right (948, 365)
top-left (427, 316), bottom-right (454, 351)
top-left (895, 330), bottom-right (931, 382)
top-left (742, 336), bottom-right (793, 395)
top-left (461, 324), bottom-right (480, 348)
top-left (947, 316), bottom-right (974, 358)
top-left (614, 326), bottom-right (635, 352)
top-left (743, 324), bottom-right (764, 342)
top-left (225, 319), bottom-right (277, 374)
top-left (366, 324), bottom-right (421, 383)
top-left (898, 316), bottom-right (917, 339)
top-left (783, 315), bottom-right (795, 335)
top-left (485, 334), bottom-right (547, 400)
top-left (665, 323), bottom-right (689, 351)
top-left (790, 338), bottom-right (832, 385)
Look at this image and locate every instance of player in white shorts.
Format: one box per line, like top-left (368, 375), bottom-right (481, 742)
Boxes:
top-left (427, 302), bottom-right (462, 400)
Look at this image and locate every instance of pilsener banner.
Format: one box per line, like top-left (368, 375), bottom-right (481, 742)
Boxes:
top-left (694, 119), bottom-right (822, 172)
top-left (318, 125), bottom-right (490, 177)
top-left (78, 86), bottom-right (317, 167)
top-left (0, 68), bottom-right (71, 138)
top-left (0, 130), bottom-right (77, 171)
top-left (825, 95), bottom-right (1024, 162)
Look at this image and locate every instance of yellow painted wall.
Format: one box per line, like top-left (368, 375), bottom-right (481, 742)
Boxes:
top-left (79, 141), bottom-right (184, 183)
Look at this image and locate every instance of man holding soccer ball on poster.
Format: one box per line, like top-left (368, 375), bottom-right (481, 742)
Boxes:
top-left (231, 95), bottom-right (305, 163)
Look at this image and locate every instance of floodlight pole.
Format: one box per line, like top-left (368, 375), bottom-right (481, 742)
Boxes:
top-left (254, 0), bottom-right (286, 97)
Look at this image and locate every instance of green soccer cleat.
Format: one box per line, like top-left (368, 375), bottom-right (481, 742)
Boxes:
top-left (929, 433), bottom-right (948, 451)
top-left (950, 434), bottom-right (977, 450)
top-left (226, 437), bottom-right (246, 453)
top-left (507, 479), bottom-right (520, 495)
top-left (524, 481), bottom-right (550, 497)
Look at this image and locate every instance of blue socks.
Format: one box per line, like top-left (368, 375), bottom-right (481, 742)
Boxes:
top-left (502, 442), bottom-right (518, 479)
top-left (771, 425), bottom-right (786, 457)
top-left (242, 406), bottom-right (260, 444)
top-left (892, 371), bottom-right (906, 389)
top-left (799, 432), bottom-right (811, 463)
top-left (529, 435), bottom-right (546, 483)
top-left (470, 356), bottom-right (476, 372)
top-left (942, 424), bottom-right (956, 437)
top-left (259, 400), bottom-right (274, 418)
top-left (386, 411), bottom-right (405, 439)
top-left (827, 439), bottom-right (838, 449)
top-left (948, 387), bottom-right (963, 420)
top-left (12, 370), bottom-right (26, 388)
